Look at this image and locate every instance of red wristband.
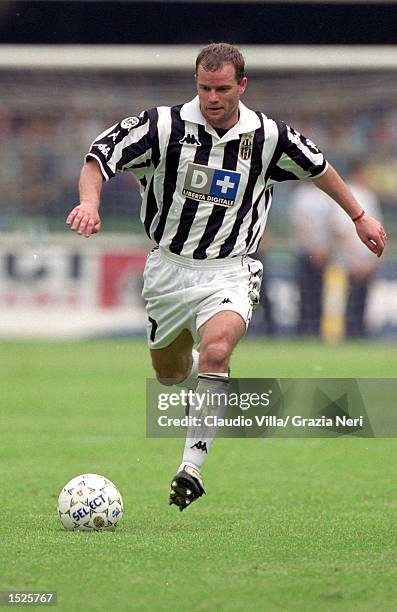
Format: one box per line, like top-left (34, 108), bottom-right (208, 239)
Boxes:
top-left (352, 210), bottom-right (365, 223)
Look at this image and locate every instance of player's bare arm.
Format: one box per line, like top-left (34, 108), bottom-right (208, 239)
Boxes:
top-left (312, 164), bottom-right (387, 258)
top-left (66, 159), bottom-right (103, 237)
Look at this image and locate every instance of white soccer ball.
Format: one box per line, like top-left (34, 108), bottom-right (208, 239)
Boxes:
top-left (57, 473), bottom-right (123, 531)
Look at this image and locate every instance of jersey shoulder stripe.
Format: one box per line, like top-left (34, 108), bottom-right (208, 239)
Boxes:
top-left (86, 110), bottom-right (153, 180)
top-left (271, 120), bottom-right (326, 180)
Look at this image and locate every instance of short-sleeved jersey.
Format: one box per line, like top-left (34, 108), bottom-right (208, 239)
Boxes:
top-left (87, 97), bottom-right (327, 259)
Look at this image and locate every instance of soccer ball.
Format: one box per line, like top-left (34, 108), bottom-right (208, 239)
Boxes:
top-left (57, 473), bottom-right (123, 531)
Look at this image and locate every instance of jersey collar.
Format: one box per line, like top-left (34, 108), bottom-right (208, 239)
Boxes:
top-left (180, 96), bottom-right (261, 140)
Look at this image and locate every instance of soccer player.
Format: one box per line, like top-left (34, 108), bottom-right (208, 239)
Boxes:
top-left (66, 43), bottom-right (387, 511)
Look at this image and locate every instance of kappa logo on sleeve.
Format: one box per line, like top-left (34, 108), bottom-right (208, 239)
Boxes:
top-left (182, 163), bottom-right (241, 207)
top-left (93, 143), bottom-right (111, 158)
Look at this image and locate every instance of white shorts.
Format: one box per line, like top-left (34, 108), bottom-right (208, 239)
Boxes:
top-left (142, 247), bottom-right (263, 349)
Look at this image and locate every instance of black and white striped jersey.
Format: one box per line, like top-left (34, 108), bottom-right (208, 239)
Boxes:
top-left (86, 97), bottom-right (328, 259)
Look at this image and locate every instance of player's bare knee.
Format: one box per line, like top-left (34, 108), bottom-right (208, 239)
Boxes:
top-left (200, 341), bottom-right (230, 372)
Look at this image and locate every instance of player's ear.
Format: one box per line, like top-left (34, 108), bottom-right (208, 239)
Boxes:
top-left (239, 76), bottom-right (248, 95)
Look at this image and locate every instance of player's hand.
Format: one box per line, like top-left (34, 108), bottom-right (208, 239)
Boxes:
top-left (354, 215), bottom-right (387, 258)
top-left (66, 204), bottom-right (101, 237)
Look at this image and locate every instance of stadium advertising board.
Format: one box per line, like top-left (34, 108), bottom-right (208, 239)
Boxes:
top-left (0, 240), bottom-right (396, 339)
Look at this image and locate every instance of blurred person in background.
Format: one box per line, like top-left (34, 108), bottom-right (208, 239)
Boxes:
top-left (290, 160), bottom-right (382, 339)
top-left (290, 183), bottom-right (334, 336)
top-left (332, 160), bottom-right (383, 337)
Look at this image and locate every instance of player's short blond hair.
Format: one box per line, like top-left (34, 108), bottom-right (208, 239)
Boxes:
top-left (195, 43), bottom-right (246, 84)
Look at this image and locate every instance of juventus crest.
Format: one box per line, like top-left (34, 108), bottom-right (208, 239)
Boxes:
top-left (239, 133), bottom-right (254, 160)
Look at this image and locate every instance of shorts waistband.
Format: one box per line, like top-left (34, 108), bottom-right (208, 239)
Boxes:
top-left (158, 247), bottom-right (245, 270)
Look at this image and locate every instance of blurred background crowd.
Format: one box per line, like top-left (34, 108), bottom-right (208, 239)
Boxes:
top-left (1, 0), bottom-right (396, 341)
top-left (1, 69), bottom-right (396, 232)
top-left (1, 66), bottom-right (396, 340)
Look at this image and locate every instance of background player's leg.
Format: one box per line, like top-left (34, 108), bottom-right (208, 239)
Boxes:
top-left (345, 276), bottom-right (368, 338)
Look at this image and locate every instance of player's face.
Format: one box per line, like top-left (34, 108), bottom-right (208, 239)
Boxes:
top-left (196, 63), bottom-right (247, 130)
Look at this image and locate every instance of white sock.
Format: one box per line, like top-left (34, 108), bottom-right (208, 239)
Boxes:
top-left (175, 349), bottom-right (199, 390)
top-left (181, 373), bottom-right (229, 471)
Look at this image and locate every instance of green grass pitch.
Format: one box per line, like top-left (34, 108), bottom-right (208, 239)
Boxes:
top-left (1, 339), bottom-right (397, 611)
